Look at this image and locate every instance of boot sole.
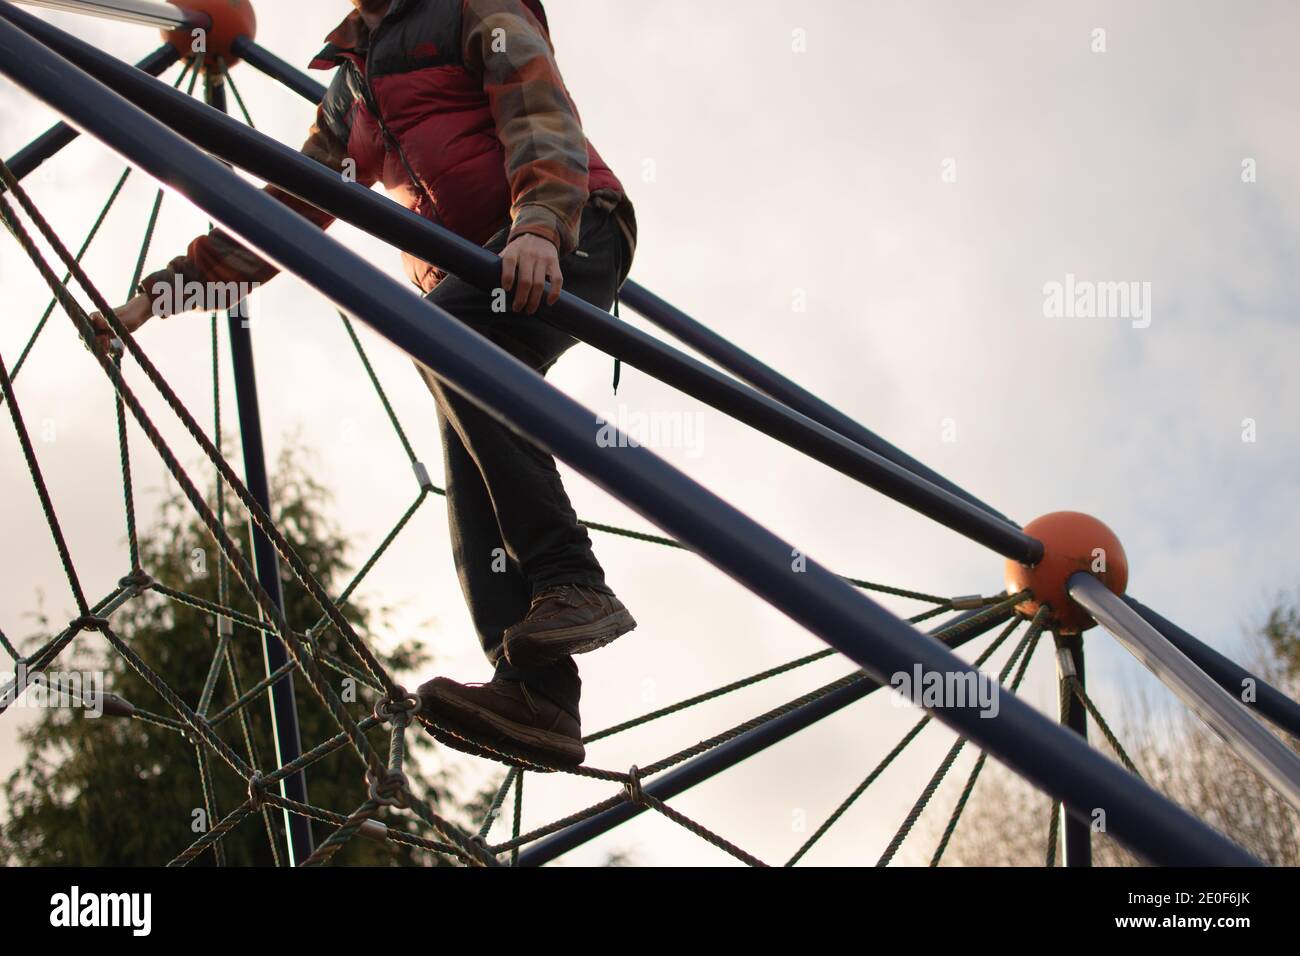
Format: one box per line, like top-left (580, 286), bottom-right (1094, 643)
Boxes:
top-left (415, 694), bottom-right (585, 771)
top-left (503, 609), bottom-right (637, 669)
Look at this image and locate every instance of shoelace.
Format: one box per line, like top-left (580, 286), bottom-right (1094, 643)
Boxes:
top-left (529, 584), bottom-right (597, 610)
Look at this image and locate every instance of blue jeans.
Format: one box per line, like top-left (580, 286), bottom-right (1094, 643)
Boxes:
top-left (416, 201), bottom-right (625, 717)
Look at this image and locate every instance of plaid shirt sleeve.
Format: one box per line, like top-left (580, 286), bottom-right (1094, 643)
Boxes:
top-left (462, 0), bottom-right (590, 256)
top-left (139, 90), bottom-right (363, 313)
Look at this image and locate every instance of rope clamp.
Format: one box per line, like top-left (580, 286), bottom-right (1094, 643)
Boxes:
top-left (1056, 646), bottom-right (1078, 680)
top-left (412, 461), bottom-right (435, 492)
top-left (623, 765), bottom-right (646, 806)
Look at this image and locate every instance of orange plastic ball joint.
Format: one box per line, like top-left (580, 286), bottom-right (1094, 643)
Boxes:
top-left (162, 0), bottom-right (258, 68)
top-left (1004, 511), bottom-right (1128, 633)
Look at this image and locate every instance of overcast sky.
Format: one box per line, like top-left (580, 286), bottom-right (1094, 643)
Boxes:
top-left (2, 0), bottom-right (1298, 866)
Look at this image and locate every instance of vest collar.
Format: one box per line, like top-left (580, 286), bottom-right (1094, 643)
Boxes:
top-left (313, 0), bottom-right (416, 67)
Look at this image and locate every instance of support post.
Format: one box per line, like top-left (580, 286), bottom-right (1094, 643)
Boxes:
top-left (204, 67), bottom-right (314, 865)
top-left (1053, 630), bottom-right (1091, 867)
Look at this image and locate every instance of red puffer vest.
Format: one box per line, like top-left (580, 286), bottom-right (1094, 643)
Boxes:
top-left (310, 0), bottom-right (623, 291)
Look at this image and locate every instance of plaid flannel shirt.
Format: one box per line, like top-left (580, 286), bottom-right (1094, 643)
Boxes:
top-left (142, 0), bottom-right (633, 309)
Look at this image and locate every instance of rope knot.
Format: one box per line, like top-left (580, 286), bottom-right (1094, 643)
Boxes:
top-left (623, 765), bottom-right (646, 806)
top-left (366, 767), bottom-right (409, 809)
top-left (119, 568), bottom-right (153, 589)
top-left (374, 685), bottom-right (420, 725)
top-left (70, 614), bottom-right (109, 633)
top-left (247, 772), bottom-right (267, 811)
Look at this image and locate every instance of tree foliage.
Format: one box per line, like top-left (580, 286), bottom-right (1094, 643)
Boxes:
top-left (1, 448), bottom-right (480, 866)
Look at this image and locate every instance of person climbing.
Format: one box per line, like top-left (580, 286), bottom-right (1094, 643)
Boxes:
top-left (89, 0), bottom-right (638, 767)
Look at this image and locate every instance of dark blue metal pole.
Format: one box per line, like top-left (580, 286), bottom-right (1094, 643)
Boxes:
top-left (203, 68), bottom-right (314, 866)
top-left (2, 18), bottom-right (1044, 566)
top-left (519, 602), bottom-right (1016, 866)
top-left (0, 3), bottom-right (1258, 865)
top-left (618, 282), bottom-right (1018, 526)
top-left (1125, 596), bottom-right (1300, 741)
top-left (0, 18), bottom-right (1045, 567)
top-left (1053, 630), bottom-right (1092, 867)
top-left (230, 36), bottom-right (326, 104)
top-left (0, 43), bottom-right (178, 191)
top-left (227, 37), bottom-right (1021, 533)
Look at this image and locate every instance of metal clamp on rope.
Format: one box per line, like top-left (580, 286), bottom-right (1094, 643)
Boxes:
top-left (412, 461), bottom-right (435, 492)
top-left (623, 765), bottom-right (646, 806)
top-left (1056, 645), bottom-right (1078, 680)
top-left (303, 626), bottom-right (320, 660)
top-left (359, 819), bottom-right (389, 843)
top-left (70, 614), bottom-right (110, 633)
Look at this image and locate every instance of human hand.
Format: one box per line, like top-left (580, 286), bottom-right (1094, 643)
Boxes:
top-left (500, 233), bottom-right (563, 314)
top-left (87, 293), bottom-right (154, 353)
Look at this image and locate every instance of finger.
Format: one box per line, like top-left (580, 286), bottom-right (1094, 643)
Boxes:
top-left (545, 261), bottom-right (563, 306)
top-left (512, 253), bottom-right (535, 312)
top-left (500, 248), bottom-right (518, 293)
top-left (524, 258), bottom-right (548, 314)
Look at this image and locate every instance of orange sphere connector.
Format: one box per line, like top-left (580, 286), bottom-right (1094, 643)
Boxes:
top-left (162, 0), bottom-right (258, 68)
top-left (1004, 511), bottom-right (1128, 633)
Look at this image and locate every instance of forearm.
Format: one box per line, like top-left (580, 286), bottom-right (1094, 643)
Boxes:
top-left (463, 0), bottom-right (590, 255)
top-left (140, 108), bottom-right (354, 317)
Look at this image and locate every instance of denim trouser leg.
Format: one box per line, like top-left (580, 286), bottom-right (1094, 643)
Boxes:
top-left (415, 202), bottom-right (624, 718)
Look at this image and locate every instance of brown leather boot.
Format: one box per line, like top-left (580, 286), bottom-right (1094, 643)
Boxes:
top-left (415, 675), bottom-right (585, 768)
top-left (503, 584), bottom-right (637, 669)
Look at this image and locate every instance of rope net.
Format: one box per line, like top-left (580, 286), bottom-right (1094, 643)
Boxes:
top-left (0, 60), bottom-right (1134, 867)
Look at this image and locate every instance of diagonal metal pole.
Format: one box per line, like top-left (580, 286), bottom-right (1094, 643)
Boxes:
top-left (1069, 573), bottom-right (1300, 811)
top-left (200, 65), bottom-right (313, 865)
top-left (1125, 595), bottom-right (1300, 741)
top-left (231, 36), bottom-right (326, 104)
top-left (1, 43), bottom-right (178, 192)
top-left (518, 602), bottom-right (1016, 866)
top-left (13, 0), bottom-right (200, 29)
top-left (14, 19), bottom-right (1044, 565)
top-left (617, 282), bottom-right (1018, 526)
top-left (228, 38), bottom-right (1020, 533)
top-left (0, 3), bottom-right (1259, 866)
